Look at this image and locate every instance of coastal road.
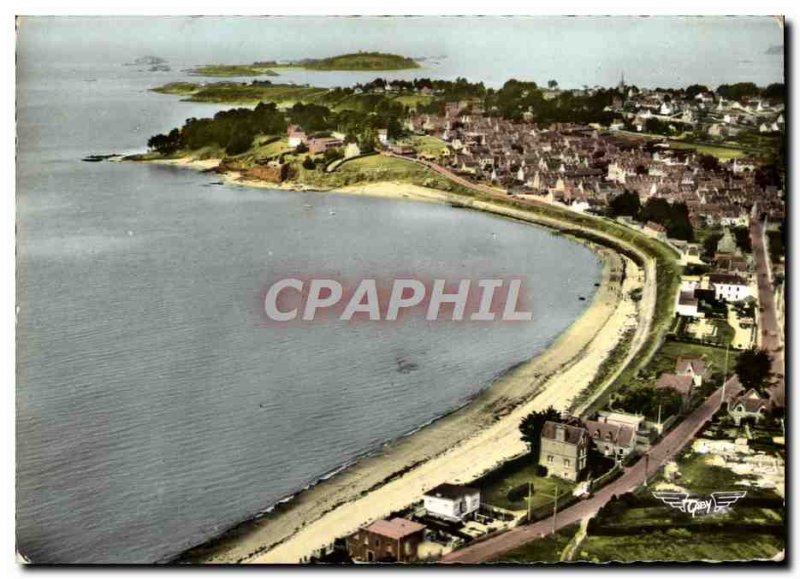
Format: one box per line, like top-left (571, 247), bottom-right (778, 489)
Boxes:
top-left (749, 217), bottom-right (785, 407)
top-left (441, 383), bottom-right (743, 564)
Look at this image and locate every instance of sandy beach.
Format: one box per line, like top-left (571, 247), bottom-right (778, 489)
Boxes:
top-left (130, 156), bottom-right (656, 564)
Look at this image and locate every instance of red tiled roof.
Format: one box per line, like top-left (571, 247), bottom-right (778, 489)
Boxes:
top-left (364, 518), bottom-right (426, 540)
top-left (675, 357), bottom-right (707, 376)
top-left (655, 373), bottom-right (694, 396)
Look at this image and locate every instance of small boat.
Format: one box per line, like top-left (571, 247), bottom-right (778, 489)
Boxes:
top-left (328, 209), bottom-right (336, 216)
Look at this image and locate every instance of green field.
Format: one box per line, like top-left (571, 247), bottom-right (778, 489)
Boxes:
top-left (493, 523), bottom-right (580, 563)
top-left (298, 154), bottom-right (471, 194)
top-left (410, 135), bottom-right (450, 158)
top-left (666, 141), bottom-right (747, 161)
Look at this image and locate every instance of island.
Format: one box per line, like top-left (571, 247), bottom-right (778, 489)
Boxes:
top-left (188, 64), bottom-right (280, 77)
top-left (186, 52), bottom-right (420, 77)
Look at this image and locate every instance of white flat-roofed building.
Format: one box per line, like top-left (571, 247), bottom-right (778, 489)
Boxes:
top-left (423, 483), bottom-right (480, 522)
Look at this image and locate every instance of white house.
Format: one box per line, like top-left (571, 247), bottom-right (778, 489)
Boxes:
top-left (709, 273), bottom-right (751, 302)
top-left (423, 483), bottom-right (480, 522)
top-left (675, 357), bottom-right (708, 387)
top-left (287, 125), bottom-right (307, 149)
top-left (377, 128), bottom-right (389, 145)
top-left (676, 291), bottom-right (699, 317)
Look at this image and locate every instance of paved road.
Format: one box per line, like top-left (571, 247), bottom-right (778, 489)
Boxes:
top-left (441, 383), bottom-right (742, 564)
top-left (750, 218), bottom-right (785, 407)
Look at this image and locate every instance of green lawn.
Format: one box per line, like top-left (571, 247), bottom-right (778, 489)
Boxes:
top-left (410, 135), bottom-right (450, 158)
top-left (493, 522), bottom-right (580, 563)
top-left (666, 141), bottom-right (747, 161)
top-left (475, 458), bottom-right (574, 513)
top-left (298, 154), bottom-right (473, 194)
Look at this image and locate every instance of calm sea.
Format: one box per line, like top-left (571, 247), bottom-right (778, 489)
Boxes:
top-left (16, 24), bottom-right (606, 564)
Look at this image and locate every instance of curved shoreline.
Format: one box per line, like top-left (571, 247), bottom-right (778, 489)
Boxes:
top-left (128, 158), bottom-right (658, 564)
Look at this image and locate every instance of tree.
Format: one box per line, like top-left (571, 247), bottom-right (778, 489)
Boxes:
top-left (547, 79), bottom-right (558, 89)
top-left (147, 128), bottom-right (182, 155)
top-left (697, 154), bottom-right (721, 173)
top-left (685, 84), bottom-right (710, 99)
top-left (302, 156), bottom-right (316, 170)
top-left (608, 190), bottom-right (641, 218)
top-left (519, 406), bottom-right (560, 461)
top-left (734, 348), bottom-right (772, 391)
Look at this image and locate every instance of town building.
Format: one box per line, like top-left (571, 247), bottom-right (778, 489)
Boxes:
top-left (675, 357), bottom-right (708, 386)
top-left (308, 136), bottom-right (344, 155)
top-left (539, 421), bottom-right (589, 481)
top-left (422, 483), bottom-right (480, 522)
top-left (346, 518), bottom-right (426, 563)
top-left (727, 389), bottom-right (771, 426)
top-left (709, 272), bottom-right (751, 302)
top-left (676, 291), bottom-right (699, 318)
top-left (655, 373), bottom-right (694, 405)
top-left (287, 124), bottom-right (307, 148)
top-left (584, 419), bottom-right (636, 460)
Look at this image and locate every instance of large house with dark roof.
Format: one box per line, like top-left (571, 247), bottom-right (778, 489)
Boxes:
top-left (584, 419), bottom-right (636, 460)
top-left (539, 421), bottom-right (589, 481)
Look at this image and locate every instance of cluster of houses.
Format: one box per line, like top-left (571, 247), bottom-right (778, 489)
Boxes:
top-left (264, 86), bottom-right (785, 238)
top-left (616, 85), bottom-right (784, 138)
top-left (538, 366), bottom-right (773, 483)
top-left (538, 407), bottom-right (660, 482)
top-left (674, 228), bottom-right (754, 319)
top-left (344, 482), bottom-right (483, 563)
top-left (402, 91), bottom-right (784, 226)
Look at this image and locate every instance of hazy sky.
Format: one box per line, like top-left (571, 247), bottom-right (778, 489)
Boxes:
top-left (17, 16), bottom-right (784, 88)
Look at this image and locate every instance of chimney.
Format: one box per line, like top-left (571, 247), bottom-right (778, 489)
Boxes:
top-left (555, 424), bottom-right (566, 442)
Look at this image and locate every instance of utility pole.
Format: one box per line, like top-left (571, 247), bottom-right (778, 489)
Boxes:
top-left (643, 452), bottom-right (650, 487)
top-left (552, 486), bottom-right (559, 534)
top-left (722, 343), bottom-right (730, 404)
top-left (527, 481), bottom-right (533, 522)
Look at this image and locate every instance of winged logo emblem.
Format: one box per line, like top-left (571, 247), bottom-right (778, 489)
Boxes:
top-left (652, 491), bottom-right (747, 517)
